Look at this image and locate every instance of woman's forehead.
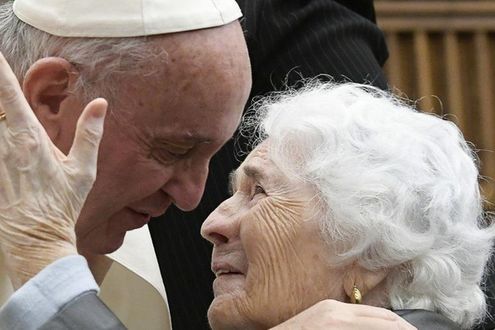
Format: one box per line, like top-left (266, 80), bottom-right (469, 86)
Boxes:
top-left (227, 143), bottom-right (273, 189)
top-left (235, 141), bottom-right (306, 188)
top-left (242, 142), bottom-right (273, 171)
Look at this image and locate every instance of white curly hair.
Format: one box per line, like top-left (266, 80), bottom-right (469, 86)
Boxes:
top-left (243, 81), bottom-right (495, 329)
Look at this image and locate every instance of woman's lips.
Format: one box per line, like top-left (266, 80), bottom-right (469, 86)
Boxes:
top-left (210, 250), bottom-right (249, 297)
top-left (212, 261), bottom-right (245, 277)
top-left (215, 270), bottom-right (243, 276)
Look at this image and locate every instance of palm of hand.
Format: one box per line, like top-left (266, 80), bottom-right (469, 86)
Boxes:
top-left (0, 53), bottom-right (107, 289)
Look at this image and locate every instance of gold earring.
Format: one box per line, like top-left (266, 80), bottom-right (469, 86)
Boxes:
top-left (350, 285), bottom-right (362, 304)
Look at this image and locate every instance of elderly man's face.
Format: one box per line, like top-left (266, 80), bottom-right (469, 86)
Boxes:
top-left (201, 141), bottom-right (347, 329)
top-left (64, 22), bottom-right (251, 254)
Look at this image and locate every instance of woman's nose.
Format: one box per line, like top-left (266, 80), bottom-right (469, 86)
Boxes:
top-left (201, 199), bottom-right (239, 245)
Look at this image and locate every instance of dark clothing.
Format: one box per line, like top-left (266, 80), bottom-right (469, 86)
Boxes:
top-left (149, 0), bottom-right (388, 329)
top-left (394, 310), bottom-right (461, 330)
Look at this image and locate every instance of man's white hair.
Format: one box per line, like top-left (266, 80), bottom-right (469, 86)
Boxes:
top-left (0, 1), bottom-right (162, 103)
top-left (244, 82), bottom-right (495, 329)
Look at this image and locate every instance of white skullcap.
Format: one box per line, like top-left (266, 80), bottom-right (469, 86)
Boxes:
top-left (12, 0), bottom-right (242, 37)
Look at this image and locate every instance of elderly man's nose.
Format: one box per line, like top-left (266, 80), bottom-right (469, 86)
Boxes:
top-left (164, 163), bottom-right (209, 211)
top-left (201, 201), bottom-right (238, 245)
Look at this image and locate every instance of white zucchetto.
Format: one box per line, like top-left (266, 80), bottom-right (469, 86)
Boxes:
top-left (13, 0), bottom-right (242, 37)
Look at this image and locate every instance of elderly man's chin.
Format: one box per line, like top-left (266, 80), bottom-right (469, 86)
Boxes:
top-left (77, 207), bottom-right (155, 255)
top-left (106, 207), bottom-right (155, 251)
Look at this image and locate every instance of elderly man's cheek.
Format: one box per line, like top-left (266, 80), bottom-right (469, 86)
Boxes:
top-left (240, 199), bottom-right (313, 326)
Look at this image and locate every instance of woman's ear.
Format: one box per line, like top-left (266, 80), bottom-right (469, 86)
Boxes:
top-left (22, 57), bottom-right (79, 141)
top-left (343, 264), bottom-right (390, 303)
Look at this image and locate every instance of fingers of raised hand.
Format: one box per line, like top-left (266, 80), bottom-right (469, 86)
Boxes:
top-left (0, 53), bottom-right (53, 171)
top-left (0, 125), bottom-right (52, 205)
top-left (0, 53), bottom-right (38, 128)
top-left (67, 98), bottom-right (107, 190)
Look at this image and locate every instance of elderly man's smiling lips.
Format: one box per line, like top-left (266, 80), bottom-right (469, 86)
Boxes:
top-left (125, 199), bottom-right (172, 230)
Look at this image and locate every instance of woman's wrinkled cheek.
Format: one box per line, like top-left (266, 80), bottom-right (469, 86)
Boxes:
top-left (238, 197), bottom-right (311, 327)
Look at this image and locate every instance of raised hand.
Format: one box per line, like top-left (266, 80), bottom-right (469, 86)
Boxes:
top-left (0, 53), bottom-right (107, 289)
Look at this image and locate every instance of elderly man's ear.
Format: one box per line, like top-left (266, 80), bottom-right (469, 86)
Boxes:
top-left (343, 265), bottom-right (390, 305)
top-left (22, 57), bottom-right (83, 154)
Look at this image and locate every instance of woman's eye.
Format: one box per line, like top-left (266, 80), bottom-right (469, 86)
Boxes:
top-left (253, 184), bottom-right (265, 196)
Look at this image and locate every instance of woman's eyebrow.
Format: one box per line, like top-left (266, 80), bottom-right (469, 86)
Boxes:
top-left (228, 165), bottom-right (266, 194)
top-left (243, 165), bottom-right (265, 182)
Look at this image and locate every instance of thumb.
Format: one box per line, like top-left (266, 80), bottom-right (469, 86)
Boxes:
top-left (68, 98), bottom-right (108, 175)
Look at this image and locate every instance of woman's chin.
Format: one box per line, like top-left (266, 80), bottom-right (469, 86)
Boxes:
top-left (207, 297), bottom-right (254, 330)
top-left (212, 273), bottom-right (246, 297)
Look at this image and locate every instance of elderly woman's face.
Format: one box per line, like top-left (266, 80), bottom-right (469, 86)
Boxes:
top-left (201, 141), bottom-right (347, 329)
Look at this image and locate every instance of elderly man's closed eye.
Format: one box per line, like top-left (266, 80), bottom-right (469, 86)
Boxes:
top-left (201, 82), bottom-right (494, 330)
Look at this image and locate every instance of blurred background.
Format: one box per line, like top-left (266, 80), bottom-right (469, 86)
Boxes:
top-left (375, 0), bottom-right (495, 210)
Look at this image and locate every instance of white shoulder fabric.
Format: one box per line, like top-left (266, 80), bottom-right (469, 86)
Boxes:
top-left (103, 225), bottom-right (172, 330)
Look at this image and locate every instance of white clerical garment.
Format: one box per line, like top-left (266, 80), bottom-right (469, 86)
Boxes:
top-left (0, 226), bottom-right (171, 330)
